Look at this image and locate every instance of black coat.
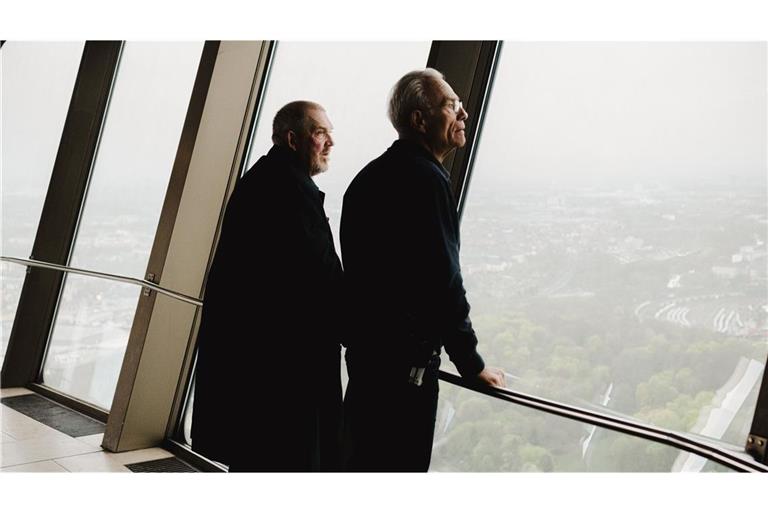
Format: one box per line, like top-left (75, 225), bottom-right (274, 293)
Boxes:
top-left (340, 139), bottom-right (485, 379)
top-left (191, 145), bottom-right (344, 470)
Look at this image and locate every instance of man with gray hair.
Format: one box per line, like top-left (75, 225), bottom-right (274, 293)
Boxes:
top-left (341, 69), bottom-right (505, 471)
top-left (192, 101), bottom-right (344, 471)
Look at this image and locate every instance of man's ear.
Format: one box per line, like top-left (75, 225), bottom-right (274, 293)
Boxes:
top-left (410, 110), bottom-right (427, 134)
top-left (286, 130), bottom-right (299, 151)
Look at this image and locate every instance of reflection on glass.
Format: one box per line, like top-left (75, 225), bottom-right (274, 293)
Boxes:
top-left (42, 42), bottom-right (204, 409)
top-left (42, 275), bottom-right (140, 409)
top-left (431, 381), bottom-right (735, 472)
top-left (459, 42), bottom-right (767, 451)
top-left (182, 379), bottom-right (195, 446)
top-left (1, 41), bottom-right (84, 352)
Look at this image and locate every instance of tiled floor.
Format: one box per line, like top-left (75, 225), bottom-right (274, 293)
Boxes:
top-left (0, 387), bottom-right (174, 472)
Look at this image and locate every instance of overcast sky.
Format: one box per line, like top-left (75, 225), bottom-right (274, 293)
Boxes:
top-left (474, 42), bottom-right (766, 187)
top-left (2, 41), bottom-right (766, 250)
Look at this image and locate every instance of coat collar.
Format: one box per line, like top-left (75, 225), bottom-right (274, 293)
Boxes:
top-left (266, 144), bottom-right (324, 204)
top-left (390, 139), bottom-right (450, 179)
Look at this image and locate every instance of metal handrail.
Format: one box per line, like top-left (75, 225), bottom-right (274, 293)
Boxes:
top-left (2, 255), bottom-right (764, 471)
top-left (0, 256), bottom-right (203, 306)
top-left (439, 369), bottom-right (766, 472)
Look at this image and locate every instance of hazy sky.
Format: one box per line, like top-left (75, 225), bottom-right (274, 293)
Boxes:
top-left (473, 42), bottom-right (766, 187)
top-left (1, 42), bottom-right (203, 272)
top-left (1, 42), bottom-right (84, 257)
top-left (65, 42), bottom-right (202, 277)
top-left (3, 41), bottom-right (766, 256)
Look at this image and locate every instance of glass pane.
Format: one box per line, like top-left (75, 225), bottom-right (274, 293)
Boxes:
top-left (0, 41), bottom-right (84, 355)
top-left (68, 42), bottom-right (204, 278)
top-left (460, 43), bottom-right (767, 447)
top-left (1, 263), bottom-right (26, 364)
top-left (181, 378), bottom-right (195, 446)
top-left (431, 381), bottom-right (737, 472)
top-left (41, 275), bottom-right (140, 409)
top-left (42, 42), bottom-right (204, 408)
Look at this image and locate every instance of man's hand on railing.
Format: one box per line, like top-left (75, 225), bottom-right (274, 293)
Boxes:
top-left (475, 367), bottom-right (506, 388)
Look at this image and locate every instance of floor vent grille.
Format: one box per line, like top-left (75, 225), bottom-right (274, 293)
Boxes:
top-left (1, 394), bottom-right (105, 437)
top-left (125, 457), bottom-right (198, 473)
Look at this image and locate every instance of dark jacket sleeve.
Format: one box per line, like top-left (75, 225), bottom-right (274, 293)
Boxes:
top-left (410, 167), bottom-right (485, 378)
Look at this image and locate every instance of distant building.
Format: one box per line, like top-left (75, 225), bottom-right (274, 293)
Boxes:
top-left (711, 266), bottom-right (740, 279)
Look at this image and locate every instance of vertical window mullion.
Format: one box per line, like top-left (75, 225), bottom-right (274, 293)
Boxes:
top-left (1, 41), bottom-right (122, 387)
top-left (426, 40), bottom-right (500, 211)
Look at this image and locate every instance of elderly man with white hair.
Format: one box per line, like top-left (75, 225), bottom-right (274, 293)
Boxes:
top-left (341, 69), bottom-right (505, 472)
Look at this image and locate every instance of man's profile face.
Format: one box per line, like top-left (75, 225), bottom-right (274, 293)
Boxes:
top-left (298, 108), bottom-right (334, 176)
top-left (424, 78), bottom-right (468, 156)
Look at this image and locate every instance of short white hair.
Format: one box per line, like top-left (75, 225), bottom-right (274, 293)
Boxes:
top-left (387, 68), bottom-right (444, 136)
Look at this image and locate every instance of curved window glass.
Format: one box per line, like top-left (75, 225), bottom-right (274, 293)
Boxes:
top-left (42, 42), bottom-right (204, 409)
top-left (1, 42), bottom-right (84, 362)
top-left (459, 42), bottom-right (767, 449)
